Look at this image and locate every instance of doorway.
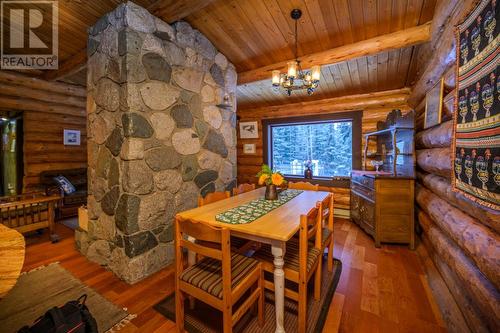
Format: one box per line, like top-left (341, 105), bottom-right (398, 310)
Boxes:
top-left (0, 112), bottom-right (23, 196)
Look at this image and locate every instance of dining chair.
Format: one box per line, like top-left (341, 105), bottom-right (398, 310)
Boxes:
top-left (198, 191), bottom-right (249, 252)
top-left (232, 183), bottom-right (256, 196)
top-left (317, 193), bottom-right (334, 272)
top-left (198, 191), bottom-right (231, 206)
top-left (288, 181), bottom-right (319, 191)
top-left (175, 218), bottom-right (264, 333)
top-left (252, 203), bottom-right (323, 333)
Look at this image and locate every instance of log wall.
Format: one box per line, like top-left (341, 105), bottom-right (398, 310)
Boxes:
top-left (236, 88), bottom-right (412, 210)
top-left (0, 71), bottom-right (87, 192)
top-left (410, 1), bottom-right (500, 331)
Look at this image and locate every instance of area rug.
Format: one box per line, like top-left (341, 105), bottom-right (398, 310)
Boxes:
top-left (452, 0), bottom-right (499, 209)
top-left (0, 262), bottom-right (134, 333)
top-left (154, 258), bottom-right (341, 333)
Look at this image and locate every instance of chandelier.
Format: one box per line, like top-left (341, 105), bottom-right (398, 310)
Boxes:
top-left (272, 9), bottom-right (321, 96)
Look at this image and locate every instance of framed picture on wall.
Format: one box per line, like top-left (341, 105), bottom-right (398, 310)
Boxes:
top-left (63, 129), bottom-right (81, 146)
top-left (239, 121), bottom-right (259, 139)
top-left (424, 78), bottom-right (444, 129)
top-left (243, 143), bottom-right (256, 154)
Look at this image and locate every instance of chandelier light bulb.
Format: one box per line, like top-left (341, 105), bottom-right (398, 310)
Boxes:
top-left (272, 70), bottom-right (281, 86)
top-left (287, 61), bottom-right (297, 78)
top-left (311, 65), bottom-right (321, 82)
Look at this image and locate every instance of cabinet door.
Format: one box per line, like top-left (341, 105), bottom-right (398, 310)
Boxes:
top-left (350, 192), bottom-right (361, 225)
top-left (362, 200), bottom-right (375, 230)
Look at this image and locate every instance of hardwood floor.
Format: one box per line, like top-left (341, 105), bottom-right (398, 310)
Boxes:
top-left (21, 218), bottom-right (446, 333)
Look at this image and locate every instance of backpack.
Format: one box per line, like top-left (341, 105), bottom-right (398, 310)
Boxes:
top-left (18, 294), bottom-right (98, 333)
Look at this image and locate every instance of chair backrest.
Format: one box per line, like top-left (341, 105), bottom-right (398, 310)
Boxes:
top-left (232, 183), bottom-right (256, 196)
top-left (288, 181), bottom-right (319, 191)
top-left (298, 203), bottom-right (322, 277)
top-left (320, 193), bottom-right (334, 231)
top-left (175, 218), bottom-right (232, 298)
top-left (198, 191), bottom-right (231, 206)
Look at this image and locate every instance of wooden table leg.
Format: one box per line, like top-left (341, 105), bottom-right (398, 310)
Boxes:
top-left (187, 235), bottom-right (196, 309)
top-left (271, 241), bottom-right (286, 333)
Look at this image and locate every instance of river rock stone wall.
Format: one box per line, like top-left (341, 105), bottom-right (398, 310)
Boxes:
top-left (76, 2), bottom-right (237, 283)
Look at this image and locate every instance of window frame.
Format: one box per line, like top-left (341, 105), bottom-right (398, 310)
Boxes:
top-left (262, 111), bottom-right (362, 188)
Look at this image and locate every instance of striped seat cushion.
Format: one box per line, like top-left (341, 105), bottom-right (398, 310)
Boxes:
top-left (179, 253), bottom-right (259, 299)
top-left (253, 238), bottom-right (321, 273)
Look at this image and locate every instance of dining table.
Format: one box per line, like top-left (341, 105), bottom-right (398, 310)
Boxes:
top-left (175, 187), bottom-right (330, 333)
top-left (0, 224), bottom-right (25, 298)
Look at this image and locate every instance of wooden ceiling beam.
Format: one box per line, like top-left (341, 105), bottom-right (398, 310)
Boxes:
top-left (237, 22), bottom-right (432, 85)
top-left (237, 88), bottom-right (411, 118)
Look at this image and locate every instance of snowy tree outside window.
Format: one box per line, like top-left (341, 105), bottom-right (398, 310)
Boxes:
top-left (270, 121), bottom-right (352, 177)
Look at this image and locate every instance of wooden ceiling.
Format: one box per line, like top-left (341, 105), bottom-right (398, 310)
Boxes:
top-left (7, 0), bottom-right (437, 109)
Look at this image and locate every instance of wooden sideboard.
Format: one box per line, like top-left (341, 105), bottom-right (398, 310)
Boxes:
top-left (350, 171), bottom-right (415, 249)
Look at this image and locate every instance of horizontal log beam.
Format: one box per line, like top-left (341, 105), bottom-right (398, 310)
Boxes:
top-left (415, 120), bottom-right (453, 149)
top-left (416, 184), bottom-right (500, 291)
top-left (238, 22), bottom-right (431, 85)
top-left (0, 95), bottom-right (86, 117)
top-left (418, 210), bottom-right (499, 331)
top-left (0, 83), bottom-right (86, 109)
top-left (0, 71), bottom-right (86, 97)
top-left (416, 244), bottom-right (471, 333)
top-left (421, 234), bottom-right (490, 332)
top-left (416, 148), bottom-right (451, 178)
top-left (238, 88), bottom-right (410, 118)
top-left (417, 172), bottom-right (500, 233)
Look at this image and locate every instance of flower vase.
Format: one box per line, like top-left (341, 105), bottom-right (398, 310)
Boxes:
top-left (304, 167), bottom-right (313, 179)
top-left (265, 184), bottom-right (278, 200)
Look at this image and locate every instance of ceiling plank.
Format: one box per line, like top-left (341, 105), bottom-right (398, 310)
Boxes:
top-left (237, 21), bottom-right (431, 85)
top-left (148, 0), bottom-right (216, 23)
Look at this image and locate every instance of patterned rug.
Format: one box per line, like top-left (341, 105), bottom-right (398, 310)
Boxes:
top-left (0, 263), bottom-right (134, 333)
top-left (452, 0), bottom-right (499, 209)
top-left (154, 257), bottom-right (342, 333)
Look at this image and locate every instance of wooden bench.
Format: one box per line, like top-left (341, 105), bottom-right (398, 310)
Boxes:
top-left (0, 193), bottom-right (61, 242)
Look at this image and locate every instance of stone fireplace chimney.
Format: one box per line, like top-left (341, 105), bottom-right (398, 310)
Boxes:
top-left (76, 2), bottom-right (237, 283)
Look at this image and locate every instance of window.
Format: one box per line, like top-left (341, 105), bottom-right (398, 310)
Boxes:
top-left (263, 111), bottom-right (361, 185)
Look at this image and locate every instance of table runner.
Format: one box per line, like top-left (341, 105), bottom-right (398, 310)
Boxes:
top-left (215, 189), bottom-right (303, 224)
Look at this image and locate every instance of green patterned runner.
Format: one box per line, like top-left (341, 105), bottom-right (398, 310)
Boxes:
top-left (215, 189), bottom-right (303, 224)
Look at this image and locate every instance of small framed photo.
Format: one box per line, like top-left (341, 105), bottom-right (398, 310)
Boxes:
top-left (424, 78), bottom-right (444, 129)
top-left (63, 129), bottom-right (81, 146)
top-left (239, 121), bottom-right (259, 139)
top-left (243, 143), bottom-right (256, 154)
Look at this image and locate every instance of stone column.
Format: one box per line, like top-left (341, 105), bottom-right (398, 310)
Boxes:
top-left (76, 2), bottom-right (237, 283)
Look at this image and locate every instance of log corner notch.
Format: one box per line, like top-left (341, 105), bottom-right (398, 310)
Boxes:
top-left (237, 21), bottom-right (432, 85)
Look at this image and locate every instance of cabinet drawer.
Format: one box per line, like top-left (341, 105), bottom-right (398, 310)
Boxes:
top-left (360, 199), bottom-right (375, 230)
top-left (352, 174), bottom-right (375, 189)
top-left (351, 183), bottom-right (375, 202)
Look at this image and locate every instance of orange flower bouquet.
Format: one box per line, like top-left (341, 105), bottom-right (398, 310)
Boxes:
top-left (256, 164), bottom-right (286, 200)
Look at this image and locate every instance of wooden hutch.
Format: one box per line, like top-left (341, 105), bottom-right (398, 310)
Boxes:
top-left (351, 110), bottom-right (415, 249)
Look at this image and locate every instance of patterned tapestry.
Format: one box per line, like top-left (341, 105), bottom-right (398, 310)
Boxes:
top-left (452, 0), bottom-right (500, 209)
